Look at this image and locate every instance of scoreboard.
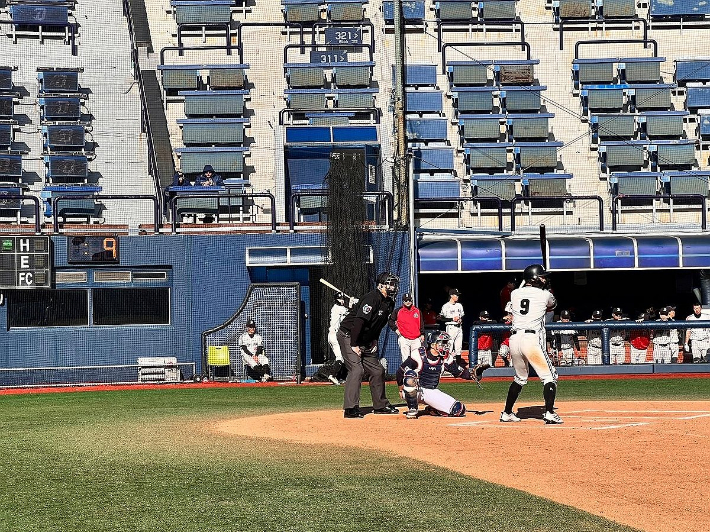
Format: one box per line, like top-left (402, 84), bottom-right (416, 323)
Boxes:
top-left (0, 236), bottom-right (51, 289)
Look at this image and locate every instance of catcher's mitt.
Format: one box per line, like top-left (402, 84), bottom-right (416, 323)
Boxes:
top-left (471, 363), bottom-right (491, 389)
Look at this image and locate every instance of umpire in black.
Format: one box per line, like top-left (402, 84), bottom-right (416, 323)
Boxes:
top-left (337, 272), bottom-right (401, 418)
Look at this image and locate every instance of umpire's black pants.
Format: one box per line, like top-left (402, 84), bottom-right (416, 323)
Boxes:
top-left (337, 330), bottom-right (388, 410)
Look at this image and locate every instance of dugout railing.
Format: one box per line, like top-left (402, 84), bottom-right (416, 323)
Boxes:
top-left (469, 319), bottom-right (710, 368)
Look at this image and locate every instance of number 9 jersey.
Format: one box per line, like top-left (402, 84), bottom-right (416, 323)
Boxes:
top-left (509, 286), bottom-right (556, 332)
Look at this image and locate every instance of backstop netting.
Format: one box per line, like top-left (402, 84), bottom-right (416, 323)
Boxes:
top-left (201, 283), bottom-right (302, 381)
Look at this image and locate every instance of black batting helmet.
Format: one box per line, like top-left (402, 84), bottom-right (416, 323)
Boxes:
top-left (523, 264), bottom-right (549, 288)
top-left (376, 272), bottom-right (399, 297)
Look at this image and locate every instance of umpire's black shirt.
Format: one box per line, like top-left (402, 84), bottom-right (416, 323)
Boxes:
top-left (340, 289), bottom-right (395, 347)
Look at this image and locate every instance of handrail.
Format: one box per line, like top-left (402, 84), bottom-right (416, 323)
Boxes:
top-left (160, 44), bottom-right (245, 66)
top-left (169, 191), bottom-right (276, 233)
top-left (511, 195), bottom-right (605, 231)
top-left (289, 190), bottom-right (393, 231)
top-left (52, 195), bottom-right (160, 234)
top-left (611, 193), bottom-right (707, 230)
top-left (0, 195), bottom-right (41, 234)
top-left (437, 19), bottom-right (525, 53)
top-left (237, 21), bottom-right (305, 53)
top-left (415, 196), bottom-right (504, 231)
top-left (574, 38), bottom-right (658, 59)
top-left (469, 320), bottom-right (710, 366)
top-left (560, 18), bottom-right (648, 51)
top-left (441, 41), bottom-right (531, 74)
top-left (279, 105), bottom-right (380, 125)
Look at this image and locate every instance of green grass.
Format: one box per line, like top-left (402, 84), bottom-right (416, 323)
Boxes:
top-left (2, 378), bottom-right (704, 532)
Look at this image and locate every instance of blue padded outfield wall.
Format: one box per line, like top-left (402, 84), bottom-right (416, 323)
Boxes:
top-left (0, 231), bottom-right (410, 378)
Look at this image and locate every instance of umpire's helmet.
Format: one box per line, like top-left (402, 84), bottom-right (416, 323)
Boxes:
top-left (376, 272), bottom-right (399, 297)
top-left (523, 264), bottom-right (549, 288)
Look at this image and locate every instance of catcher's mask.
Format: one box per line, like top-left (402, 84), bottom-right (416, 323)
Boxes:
top-left (427, 331), bottom-right (451, 358)
top-left (376, 272), bottom-right (399, 297)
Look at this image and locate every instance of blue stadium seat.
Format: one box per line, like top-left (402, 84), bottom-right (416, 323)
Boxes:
top-left (447, 61), bottom-right (493, 87)
top-left (572, 59), bottom-right (617, 90)
top-left (699, 112), bottom-right (710, 147)
top-left (382, 0), bottom-right (426, 22)
top-left (458, 114), bottom-right (505, 141)
top-left (500, 86), bottom-right (545, 112)
top-left (282, 0), bottom-right (322, 22)
top-left (40, 184), bottom-right (102, 220)
top-left (453, 87), bottom-right (497, 113)
top-left (619, 57), bottom-right (664, 83)
top-left (406, 118), bottom-right (449, 142)
top-left (638, 111), bottom-right (689, 139)
top-left (580, 85), bottom-right (626, 116)
top-left (413, 174), bottom-right (461, 199)
top-left (37, 69), bottom-right (80, 94)
top-left (405, 90), bottom-right (443, 114)
top-left (598, 0), bottom-right (636, 18)
top-left (158, 65), bottom-right (201, 93)
top-left (470, 174), bottom-right (518, 200)
top-left (285, 125), bottom-right (378, 144)
top-left (514, 141), bottom-right (563, 171)
top-left (649, 140), bottom-right (697, 171)
top-left (0, 96), bottom-right (15, 120)
top-left (590, 113), bottom-right (636, 144)
top-left (171, 0), bottom-right (233, 25)
top-left (44, 154), bottom-right (88, 182)
top-left (0, 182), bottom-right (28, 222)
top-left (0, 67), bottom-right (15, 93)
top-left (38, 97), bottom-right (82, 122)
top-left (177, 118), bottom-right (249, 145)
top-left (686, 85), bottom-right (710, 112)
top-left (332, 63), bottom-right (374, 88)
top-left (629, 84), bottom-right (674, 112)
top-left (494, 60), bottom-right (538, 85)
top-left (523, 173), bottom-right (573, 197)
top-left (173, 146), bottom-right (249, 175)
top-left (477, 0), bottom-right (518, 20)
top-left (506, 113), bottom-right (554, 141)
top-left (675, 59), bottom-right (710, 85)
top-left (398, 64), bottom-right (438, 87)
top-left (0, 123), bottom-right (13, 149)
top-left (435, 1), bottom-right (474, 21)
top-left (411, 146), bottom-right (455, 172)
top-left (464, 143), bottom-right (511, 171)
top-left (10, 4), bottom-right (69, 28)
top-left (42, 124), bottom-right (86, 152)
top-left (609, 172), bottom-right (659, 197)
top-left (665, 171), bottom-right (710, 197)
top-left (328, 1), bottom-right (367, 22)
top-left (0, 154), bottom-right (22, 180)
top-left (180, 90), bottom-right (248, 116)
top-left (598, 141), bottom-right (648, 173)
top-left (649, 0), bottom-right (710, 19)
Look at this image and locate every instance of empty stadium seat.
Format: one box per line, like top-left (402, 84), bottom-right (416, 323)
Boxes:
top-left (453, 88), bottom-right (496, 113)
top-left (411, 146), bottom-right (456, 172)
top-left (38, 97), bottom-right (82, 122)
top-left (0, 154), bottom-right (22, 181)
top-left (405, 90), bottom-right (444, 114)
top-left (173, 146), bottom-right (249, 175)
top-left (400, 64), bottom-right (438, 87)
top-left (178, 118), bottom-right (249, 145)
top-left (282, 0), bottom-right (322, 22)
top-left (638, 111), bottom-right (689, 139)
top-left (0, 67), bottom-right (16, 93)
top-left (459, 114), bottom-right (505, 141)
top-left (500, 86), bottom-right (545, 112)
top-left (41, 184), bottom-right (102, 221)
top-left (599, 141), bottom-right (648, 173)
top-left (523, 173), bottom-right (572, 197)
top-left (590, 113), bottom-right (636, 143)
top-left (514, 141), bottom-right (562, 171)
top-left (382, 0), bottom-right (426, 23)
top-left (406, 118), bottom-right (449, 142)
top-left (599, 0), bottom-right (636, 18)
top-left (181, 90), bottom-right (248, 116)
top-left (675, 59), bottom-right (710, 85)
top-left (447, 61), bottom-right (492, 87)
top-left (686, 85), bottom-right (710, 112)
top-left (629, 84), bottom-right (675, 112)
top-left (649, 0), bottom-right (710, 19)
top-left (435, 1), bottom-right (474, 21)
top-left (506, 113), bottom-right (554, 141)
top-left (0, 123), bottom-right (13, 150)
top-left (471, 174), bottom-right (518, 201)
top-left (328, 1), bottom-right (367, 22)
top-left (478, 0), bottom-right (518, 20)
top-left (44, 154), bottom-right (89, 182)
top-left (464, 143), bottom-right (511, 171)
top-left (649, 140), bottom-right (697, 171)
top-left (610, 172), bottom-right (659, 197)
top-left (42, 124), bottom-right (86, 152)
top-left (413, 174), bottom-right (461, 198)
top-left (37, 68), bottom-right (81, 94)
top-left (0, 182), bottom-right (28, 223)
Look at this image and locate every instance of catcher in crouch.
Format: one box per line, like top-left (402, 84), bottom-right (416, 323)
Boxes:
top-left (396, 331), bottom-right (489, 419)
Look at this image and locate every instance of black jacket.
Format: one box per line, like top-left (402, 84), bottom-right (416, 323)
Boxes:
top-left (340, 289), bottom-right (394, 347)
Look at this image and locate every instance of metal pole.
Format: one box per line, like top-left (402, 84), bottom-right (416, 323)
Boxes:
top-left (393, 0), bottom-right (407, 227)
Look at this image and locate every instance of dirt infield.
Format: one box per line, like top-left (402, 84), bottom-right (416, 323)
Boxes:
top-left (217, 400), bottom-right (710, 532)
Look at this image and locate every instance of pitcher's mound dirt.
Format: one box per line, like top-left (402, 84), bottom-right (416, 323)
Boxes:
top-left (217, 400), bottom-right (710, 532)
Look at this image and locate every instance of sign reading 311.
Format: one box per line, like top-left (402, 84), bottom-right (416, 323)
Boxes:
top-left (0, 236), bottom-right (52, 289)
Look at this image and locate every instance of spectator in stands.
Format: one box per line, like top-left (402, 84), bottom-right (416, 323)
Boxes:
top-left (239, 319), bottom-right (272, 382)
top-left (172, 170), bottom-right (191, 187)
top-left (195, 164), bottom-right (224, 187)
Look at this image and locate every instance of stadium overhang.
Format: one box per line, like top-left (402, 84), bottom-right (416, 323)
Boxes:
top-left (417, 233), bottom-right (710, 273)
top-left (246, 245), bottom-right (373, 267)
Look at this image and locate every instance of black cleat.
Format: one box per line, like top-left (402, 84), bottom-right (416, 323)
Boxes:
top-left (373, 404), bottom-right (399, 414)
top-left (344, 407), bottom-right (364, 419)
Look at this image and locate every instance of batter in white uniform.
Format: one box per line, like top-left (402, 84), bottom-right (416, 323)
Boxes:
top-left (500, 264), bottom-right (562, 424)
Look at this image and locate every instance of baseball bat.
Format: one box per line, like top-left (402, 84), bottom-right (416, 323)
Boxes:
top-left (319, 278), bottom-right (353, 301)
top-left (539, 224), bottom-right (548, 269)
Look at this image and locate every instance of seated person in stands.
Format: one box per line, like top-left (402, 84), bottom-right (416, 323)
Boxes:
top-left (172, 170), bottom-right (191, 187)
top-left (239, 319), bottom-right (272, 382)
top-left (194, 164), bottom-right (224, 187)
